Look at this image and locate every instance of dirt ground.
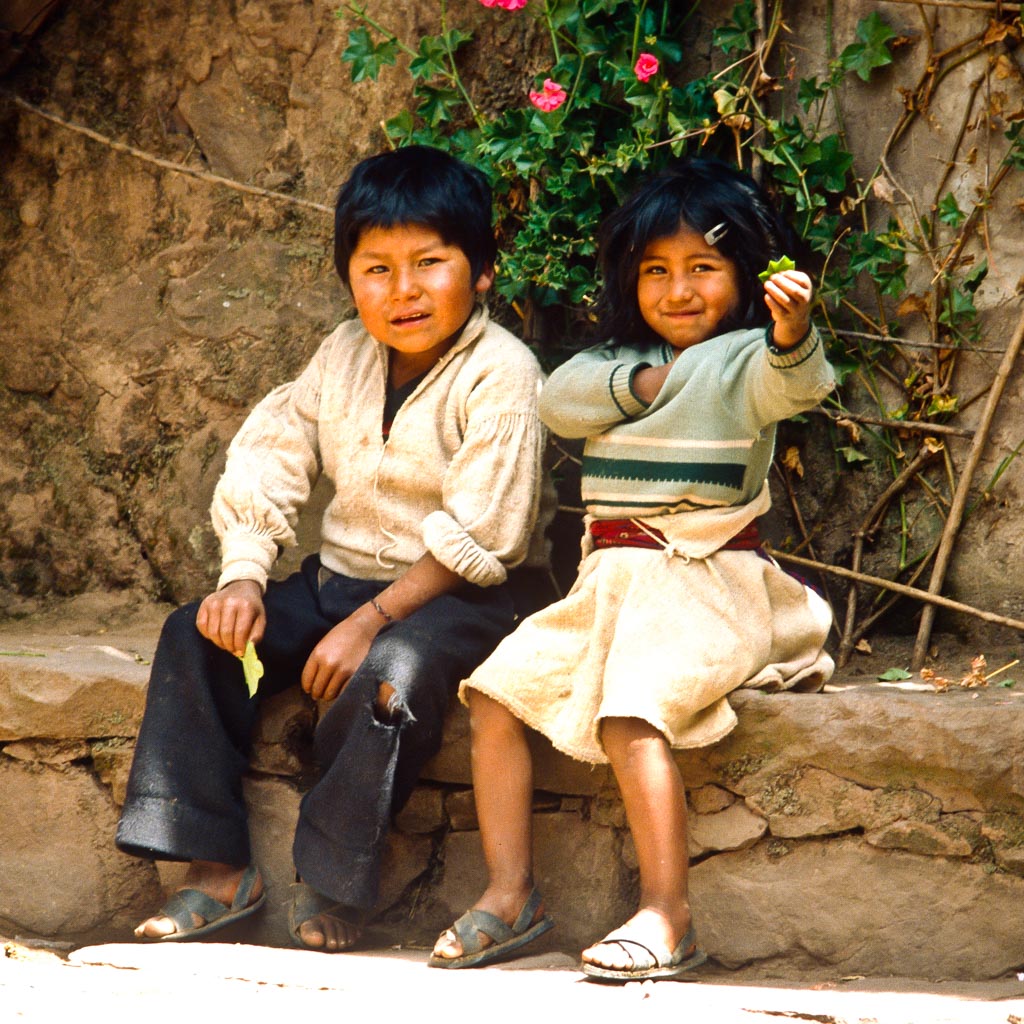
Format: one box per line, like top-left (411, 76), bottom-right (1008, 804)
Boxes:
top-left (3, 939), bottom-right (1024, 1024)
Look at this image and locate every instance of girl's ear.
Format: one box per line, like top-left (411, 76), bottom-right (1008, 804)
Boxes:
top-left (474, 264), bottom-right (496, 293)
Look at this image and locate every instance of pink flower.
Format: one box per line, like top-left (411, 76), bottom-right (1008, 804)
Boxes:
top-left (634, 53), bottom-right (659, 82)
top-left (529, 78), bottom-right (567, 112)
top-left (478, 0), bottom-right (528, 8)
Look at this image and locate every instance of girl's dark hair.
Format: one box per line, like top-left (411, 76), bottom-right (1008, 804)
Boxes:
top-left (333, 146), bottom-right (497, 289)
top-left (594, 157), bottom-right (798, 345)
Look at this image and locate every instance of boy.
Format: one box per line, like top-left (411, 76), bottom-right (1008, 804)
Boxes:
top-left (116, 146), bottom-right (552, 952)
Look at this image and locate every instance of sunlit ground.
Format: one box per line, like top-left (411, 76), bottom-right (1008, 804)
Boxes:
top-left (3, 941), bottom-right (1023, 1024)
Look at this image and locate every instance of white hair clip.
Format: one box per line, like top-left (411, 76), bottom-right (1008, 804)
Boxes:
top-left (704, 222), bottom-right (729, 246)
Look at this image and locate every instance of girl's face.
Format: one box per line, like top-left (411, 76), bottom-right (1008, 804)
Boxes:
top-left (636, 224), bottom-right (741, 352)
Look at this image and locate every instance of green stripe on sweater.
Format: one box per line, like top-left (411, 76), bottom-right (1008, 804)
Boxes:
top-left (583, 455), bottom-right (745, 488)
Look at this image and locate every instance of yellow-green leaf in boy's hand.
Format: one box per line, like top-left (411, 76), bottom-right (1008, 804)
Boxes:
top-left (759, 255), bottom-right (796, 282)
top-left (239, 640), bottom-right (264, 698)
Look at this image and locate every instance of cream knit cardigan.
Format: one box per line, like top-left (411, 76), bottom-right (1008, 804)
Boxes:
top-left (211, 306), bottom-right (550, 591)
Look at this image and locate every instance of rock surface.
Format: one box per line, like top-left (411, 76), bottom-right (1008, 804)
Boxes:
top-left (3, 612), bottom-right (1024, 978)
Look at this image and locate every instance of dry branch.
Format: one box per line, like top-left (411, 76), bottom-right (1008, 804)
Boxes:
top-left (835, 328), bottom-right (1006, 355)
top-left (7, 94), bottom-right (334, 215)
top-left (766, 547), bottom-right (1024, 634)
top-left (814, 409), bottom-right (974, 439)
top-left (878, 0), bottom-right (1021, 10)
top-left (836, 443), bottom-right (941, 667)
top-left (912, 305), bottom-right (1024, 667)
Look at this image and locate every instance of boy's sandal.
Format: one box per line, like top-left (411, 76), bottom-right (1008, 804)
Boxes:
top-left (140, 864), bottom-right (266, 942)
top-left (582, 922), bottom-right (707, 983)
top-left (288, 881), bottom-right (365, 953)
top-left (427, 886), bottom-right (554, 969)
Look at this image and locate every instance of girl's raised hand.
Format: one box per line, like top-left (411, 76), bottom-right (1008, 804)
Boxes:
top-left (762, 268), bottom-right (813, 350)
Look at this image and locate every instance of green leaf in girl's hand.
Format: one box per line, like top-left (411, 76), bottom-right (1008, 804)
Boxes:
top-left (759, 255), bottom-right (797, 282)
top-left (239, 641), bottom-right (264, 698)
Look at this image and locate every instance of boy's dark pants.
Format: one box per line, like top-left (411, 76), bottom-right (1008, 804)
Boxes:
top-left (116, 554), bottom-right (515, 912)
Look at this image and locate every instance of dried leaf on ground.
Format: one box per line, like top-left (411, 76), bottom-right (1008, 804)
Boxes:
top-left (920, 667), bottom-right (952, 692)
top-left (960, 654), bottom-right (988, 688)
top-left (836, 418), bottom-right (862, 443)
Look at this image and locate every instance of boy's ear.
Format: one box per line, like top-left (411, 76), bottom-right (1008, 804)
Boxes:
top-left (474, 264), bottom-right (496, 294)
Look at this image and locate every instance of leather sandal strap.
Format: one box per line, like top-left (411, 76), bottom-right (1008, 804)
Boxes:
top-left (451, 908), bottom-right (514, 955)
top-left (161, 888), bottom-right (230, 932)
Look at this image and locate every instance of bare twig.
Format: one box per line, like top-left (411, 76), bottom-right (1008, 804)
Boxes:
top-left (7, 94), bottom-right (334, 215)
top-left (833, 328), bottom-right (1006, 355)
top-left (836, 444), bottom-right (941, 667)
top-left (878, 0), bottom-right (1020, 9)
top-left (773, 462), bottom-right (839, 631)
top-left (912, 306), bottom-right (1024, 666)
top-left (814, 409), bottom-right (974, 439)
top-left (766, 547), bottom-right (1024, 633)
top-left (849, 543), bottom-right (937, 646)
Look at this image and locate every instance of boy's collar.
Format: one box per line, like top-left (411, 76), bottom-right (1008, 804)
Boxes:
top-left (446, 301), bottom-right (489, 356)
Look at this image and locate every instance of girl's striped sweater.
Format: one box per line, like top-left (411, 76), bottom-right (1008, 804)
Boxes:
top-left (538, 325), bottom-right (835, 519)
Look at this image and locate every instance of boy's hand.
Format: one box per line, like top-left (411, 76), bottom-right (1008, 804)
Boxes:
top-left (762, 268), bottom-right (813, 349)
top-left (301, 607), bottom-right (383, 702)
top-left (197, 579), bottom-right (266, 657)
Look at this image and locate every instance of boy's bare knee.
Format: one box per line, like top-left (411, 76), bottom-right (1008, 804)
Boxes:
top-left (374, 681), bottom-right (400, 723)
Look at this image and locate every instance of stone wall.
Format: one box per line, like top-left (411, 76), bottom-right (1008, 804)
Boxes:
top-left (3, 606), bottom-right (1024, 980)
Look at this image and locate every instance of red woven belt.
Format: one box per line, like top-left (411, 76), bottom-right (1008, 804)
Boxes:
top-left (589, 518), bottom-right (762, 551)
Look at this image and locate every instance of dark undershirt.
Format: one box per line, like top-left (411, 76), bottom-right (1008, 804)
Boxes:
top-left (382, 370), bottom-right (428, 441)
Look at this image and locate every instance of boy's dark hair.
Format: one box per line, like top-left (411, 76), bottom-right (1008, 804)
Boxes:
top-left (594, 157), bottom-right (798, 345)
top-left (333, 145), bottom-right (497, 289)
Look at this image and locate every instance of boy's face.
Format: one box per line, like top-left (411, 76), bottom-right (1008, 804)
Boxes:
top-left (348, 223), bottom-right (494, 376)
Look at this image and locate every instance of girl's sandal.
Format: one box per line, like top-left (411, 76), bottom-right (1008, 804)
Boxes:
top-left (427, 886), bottom-right (554, 969)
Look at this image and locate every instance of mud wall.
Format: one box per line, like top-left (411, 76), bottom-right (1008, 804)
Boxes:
top-left (0, 0), bottom-right (1022, 641)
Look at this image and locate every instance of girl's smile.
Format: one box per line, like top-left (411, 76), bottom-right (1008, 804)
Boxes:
top-left (636, 225), bottom-right (741, 352)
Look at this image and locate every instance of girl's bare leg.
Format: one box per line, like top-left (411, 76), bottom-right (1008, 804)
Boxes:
top-left (431, 690), bottom-right (544, 959)
top-left (581, 716), bottom-right (694, 970)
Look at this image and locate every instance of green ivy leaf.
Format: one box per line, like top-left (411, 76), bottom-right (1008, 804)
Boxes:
top-left (797, 77), bottom-right (829, 111)
top-left (839, 12), bottom-right (896, 82)
top-left (937, 193), bottom-right (965, 227)
top-left (409, 29), bottom-right (471, 80)
top-left (939, 285), bottom-right (978, 328)
top-left (409, 36), bottom-right (450, 80)
top-left (416, 84), bottom-right (463, 127)
top-left (839, 446), bottom-right (871, 464)
top-left (1004, 122), bottom-right (1024, 170)
top-left (383, 109), bottom-right (438, 148)
top-left (963, 260), bottom-right (988, 293)
top-left (341, 27), bottom-right (399, 82)
top-left (713, 0), bottom-right (757, 54)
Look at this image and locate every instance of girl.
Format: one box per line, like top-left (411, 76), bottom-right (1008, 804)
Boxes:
top-left (429, 158), bottom-right (835, 981)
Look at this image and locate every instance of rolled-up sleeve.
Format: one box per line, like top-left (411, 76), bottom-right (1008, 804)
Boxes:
top-left (539, 347), bottom-right (652, 439)
top-left (425, 379), bottom-right (547, 586)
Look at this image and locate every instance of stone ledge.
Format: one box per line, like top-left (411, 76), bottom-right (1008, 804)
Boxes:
top-left (3, 617), bottom-right (1024, 978)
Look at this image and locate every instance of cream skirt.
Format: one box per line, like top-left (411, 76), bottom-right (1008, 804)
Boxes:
top-left (461, 545), bottom-right (834, 763)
